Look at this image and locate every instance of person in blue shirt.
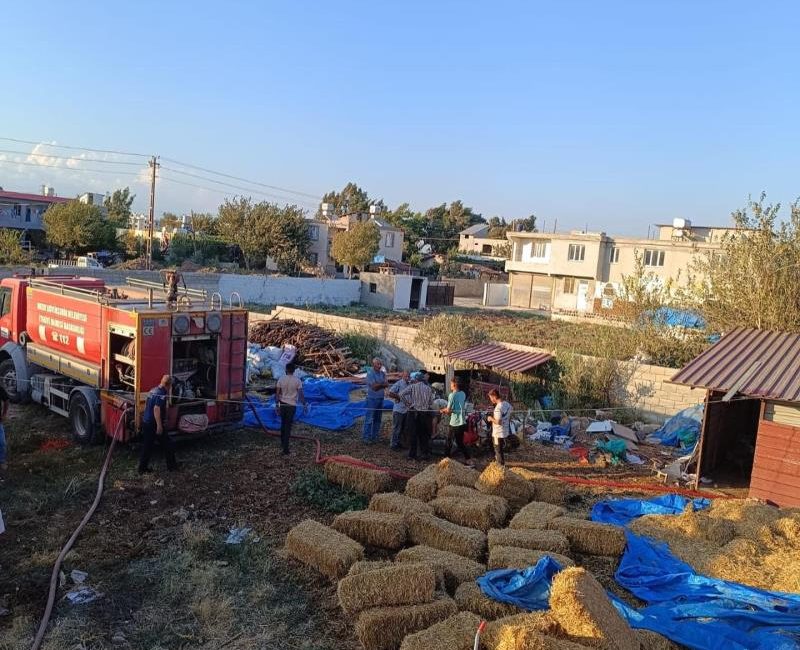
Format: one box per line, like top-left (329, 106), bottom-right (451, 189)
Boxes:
top-left (363, 357), bottom-right (388, 443)
top-left (440, 378), bottom-right (472, 465)
top-left (138, 375), bottom-right (178, 473)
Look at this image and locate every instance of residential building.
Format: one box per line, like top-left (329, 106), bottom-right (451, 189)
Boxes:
top-left (458, 223), bottom-right (507, 257)
top-left (78, 192), bottom-right (105, 207)
top-left (360, 270), bottom-right (428, 310)
top-left (0, 188), bottom-right (69, 231)
top-left (505, 219), bottom-right (733, 312)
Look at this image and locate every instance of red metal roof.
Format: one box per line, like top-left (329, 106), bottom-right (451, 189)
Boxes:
top-left (448, 343), bottom-right (552, 373)
top-left (671, 327), bottom-right (800, 402)
top-left (0, 191), bottom-right (70, 204)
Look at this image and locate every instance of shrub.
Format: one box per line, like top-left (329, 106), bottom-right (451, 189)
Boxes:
top-left (291, 469), bottom-right (368, 513)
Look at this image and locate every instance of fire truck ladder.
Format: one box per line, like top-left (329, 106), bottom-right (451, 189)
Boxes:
top-left (226, 292), bottom-right (244, 401)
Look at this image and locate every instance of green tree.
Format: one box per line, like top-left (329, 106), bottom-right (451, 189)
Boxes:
top-left (104, 187), bottom-right (135, 227)
top-left (517, 214), bottom-right (537, 232)
top-left (421, 201), bottom-right (483, 253)
top-left (330, 221), bottom-right (380, 277)
top-left (188, 211), bottom-right (217, 236)
top-left (217, 197), bottom-right (265, 270)
top-left (160, 212), bottom-right (181, 231)
top-left (487, 216), bottom-right (508, 238)
top-left (261, 204), bottom-right (311, 275)
top-left (414, 313), bottom-right (488, 362)
top-left (0, 229), bottom-right (27, 264)
top-left (318, 182), bottom-right (383, 218)
top-left (44, 201), bottom-right (116, 255)
top-left (689, 193), bottom-right (800, 332)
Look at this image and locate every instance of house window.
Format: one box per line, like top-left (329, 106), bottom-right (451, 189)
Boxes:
top-left (369, 282), bottom-right (377, 294)
top-left (13, 204), bottom-right (21, 217)
top-left (567, 244), bottom-right (585, 262)
top-left (25, 207), bottom-right (31, 222)
top-left (531, 241), bottom-right (547, 258)
top-left (609, 247), bottom-right (619, 263)
top-left (309, 252), bottom-right (318, 265)
top-left (563, 277), bottom-right (576, 294)
top-left (644, 249), bottom-right (665, 267)
top-left (385, 232), bottom-right (395, 248)
top-left (308, 225), bottom-right (319, 241)
top-left (481, 244), bottom-right (492, 254)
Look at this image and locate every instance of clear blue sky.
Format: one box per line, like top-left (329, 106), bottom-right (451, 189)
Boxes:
top-left (2, 1), bottom-right (799, 235)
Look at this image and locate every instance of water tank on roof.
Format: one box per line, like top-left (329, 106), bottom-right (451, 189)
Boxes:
top-left (673, 217), bottom-right (691, 229)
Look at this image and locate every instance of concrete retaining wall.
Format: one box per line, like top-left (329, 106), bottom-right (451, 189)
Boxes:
top-left (443, 277), bottom-right (486, 298)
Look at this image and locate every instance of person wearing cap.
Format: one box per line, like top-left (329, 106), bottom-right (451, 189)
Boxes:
top-left (400, 371), bottom-right (435, 460)
top-left (138, 374), bottom-right (178, 473)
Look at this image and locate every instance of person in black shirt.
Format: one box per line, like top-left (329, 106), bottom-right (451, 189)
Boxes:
top-left (138, 375), bottom-right (178, 473)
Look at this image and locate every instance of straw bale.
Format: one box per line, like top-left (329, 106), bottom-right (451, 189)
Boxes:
top-left (547, 517), bottom-right (626, 557)
top-left (476, 462), bottom-right (536, 511)
top-left (399, 611), bottom-right (481, 650)
top-left (332, 510), bottom-right (407, 550)
top-left (493, 631), bottom-right (592, 649)
top-left (348, 560), bottom-right (395, 576)
top-left (436, 458), bottom-right (481, 488)
top-left (636, 629), bottom-right (680, 650)
top-left (285, 519), bottom-right (364, 580)
top-left (396, 545), bottom-right (486, 593)
top-left (355, 594), bottom-right (458, 650)
top-left (431, 495), bottom-right (509, 532)
top-left (337, 562), bottom-right (436, 615)
top-left (369, 491), bottom-right (434, 523)
top-left (409, 513), bottom-right (487, 561)
top-left (548, 567), bottom-right (638, 650)
top-left (324, 456), bottom-right (393, 496)
top-left (488, 546), bottom-right (575, 570)
top-left (482, 612), bottom-right (563, 649)
top-left (488, 528), bottom-right (569, 554)
top-left (509, 501), bottom-right (568, 530)
top-left (406, 465), bottom-right (439, 502)
top-left (454, 581), bottom-right (523, 620)
top-left (509, 467), bottom-right (571, 505)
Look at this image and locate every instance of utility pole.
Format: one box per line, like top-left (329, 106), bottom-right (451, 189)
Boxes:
top-left (145, 155), bottom-right (159, 270)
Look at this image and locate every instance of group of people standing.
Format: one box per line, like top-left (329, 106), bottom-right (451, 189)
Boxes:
top-left (361, 357), bottom-right (513, 465)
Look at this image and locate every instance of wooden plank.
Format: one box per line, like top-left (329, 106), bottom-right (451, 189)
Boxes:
top-left (751, 455), bottom-right (800, 478)
top-left (749, 477), bottom-right (800, 506)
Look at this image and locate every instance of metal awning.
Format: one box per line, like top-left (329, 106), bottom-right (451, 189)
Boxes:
top-left (448, 343), bottom-right (552, 373)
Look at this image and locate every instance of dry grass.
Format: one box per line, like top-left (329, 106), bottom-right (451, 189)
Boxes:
top-left (405, 464), bottom-right (439, 502)
top-left (284, 519), bottom-right (364, 579)
top-left (630, 498), bottom-right (800, 592)
top-left (430, 494), bottom-right (509, 532)
top-left (369, 491), bottom-right (434, 522)
top-left (482, 612), bottom-right (563, 649)
top-left (488, 528), bottom-right (569, 554)
top-left (355, 594), bottom-right (459, 650)
top-left (324, 456), bottom-right (394, 496)
top-left (488, 546), bottom-right (575, 570)
top-left (337, 562), bottom-right (436, 614)
top-left (636, 629), bottom-right (681, 650)
top-left (332, 509), bottom-right (407, 550)
top-left (396, 545), bottom-right (487, 593)
top-left (548, 567), bottom-right (638, 650)
top-left (454, 581), bottom-right (523, 620)
top-left (408, 513), bottom-right (487, 561)
top-left (436, 458), bottom-right (481, 488)
top-left (509, 467), bottom-right (571, 505)
top-left (476, 462), bottom-right (536, 511)
top-left (509, 501), bottom-right (568, 530)
top-left (399, 610), bottom-right (481, 650)
top-left (547, 517), bottom-right (626, 557)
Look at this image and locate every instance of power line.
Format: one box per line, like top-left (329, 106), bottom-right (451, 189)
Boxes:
top-left (0, 158), bottom-right (145, 177)
top-left (0, 148), bottom-right (144, 166)
top-left (0, 136), bottom-right (149, 158)
top-left (158, 173), bottom-right (319, 208)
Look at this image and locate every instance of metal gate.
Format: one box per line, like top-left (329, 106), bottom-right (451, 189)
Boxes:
top-left (427, 282), bottom-right (455, 306)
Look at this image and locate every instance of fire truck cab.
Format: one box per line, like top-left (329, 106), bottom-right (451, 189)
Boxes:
top-left (0, 275), bottom-right (247, 444)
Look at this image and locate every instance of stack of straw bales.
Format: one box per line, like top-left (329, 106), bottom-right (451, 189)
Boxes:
top-left (488, 528), bottom-right (569, 554)
top-left (454, 582), bottom-right (522, 620)
top-left (368, 492), bottom-right (434, 523)
top-left (509, 466), bottom-right (572, 505)
top-left (476, 462), bottom-right (536, 511)
top-left (409, 513), bottom-right (487, 561)
top-left (430, 488), bottom-right (509, 532)
top-left (481, 612), bottom-right (563, 648)
top-left (547, 517), bottom-right (626, 556)
top-left (284, 519), bottom-right (364, 579)
top-left (436, 458), bottom-right (481, 488)
top-left (399, 611), bottom-right (481, 650)
top-left (488, 546), bottom-right (575, 570)
top-left (509, 501), bottom-right (567, 530)
top-left (396, 545), bottom-right (486, 593)
top-left (405, 465), bottom-right (438, 502)
top-left (324, 456), bottom-right (394, 495)
top-left (332, 510), bottom-right (407, 550)
top-left (355, 594), bottom-right (458, 650)
top-left (337, 562), bottom-right (436, 614)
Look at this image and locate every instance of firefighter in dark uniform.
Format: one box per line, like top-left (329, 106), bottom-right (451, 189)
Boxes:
top-left (138, 374), bottom-right (178, 473)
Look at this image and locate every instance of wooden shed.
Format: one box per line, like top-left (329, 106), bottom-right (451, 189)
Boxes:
top-left (670, 328), bottom-right (800, 507)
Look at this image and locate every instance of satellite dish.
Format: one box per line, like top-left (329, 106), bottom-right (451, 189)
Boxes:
top-left (420, 244), bottom-right (432, 254)
top-left (415, 239), bottom-right (426, 250)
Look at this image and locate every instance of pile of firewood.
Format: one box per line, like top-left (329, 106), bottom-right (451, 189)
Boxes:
top-left (248, 319), bottom-right (362, 377)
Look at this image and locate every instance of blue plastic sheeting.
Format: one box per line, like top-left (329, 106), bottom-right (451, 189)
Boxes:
top-left (651, 403), bottom-right (703, 447)
top-left (300, 378), bottom-right (357, 403)
top-left (590, 493), bottom-right (711, 527)
top-left (476, 557), bottom-right (563, 611)
top-left (613, 532), bottom-right (800, 650)
top-left (650, 307), bottom-right (707, 330)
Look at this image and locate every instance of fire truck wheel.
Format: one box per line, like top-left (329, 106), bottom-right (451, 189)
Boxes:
top-left (0, 358), bottom-right (28, 404)
top-left (69, 392), bottom-right (99, 445)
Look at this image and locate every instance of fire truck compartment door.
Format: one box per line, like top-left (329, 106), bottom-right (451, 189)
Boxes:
top-left (27, 342), bottom-right (100, 387)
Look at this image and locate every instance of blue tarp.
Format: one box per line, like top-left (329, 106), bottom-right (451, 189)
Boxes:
top-left (243, 378), bottom-right (394, 431)
top-left (650, 307), bottom-right (707, 330)
top-left (651, 403), bottom-right (703, 447)
top-left (590, 493), bottom-right (711, 526)
top-left (476, 557), bottom-right (563, 610)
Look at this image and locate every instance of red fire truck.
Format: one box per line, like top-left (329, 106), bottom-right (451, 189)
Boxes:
top-left (0, 275), bottom-right (247, 443)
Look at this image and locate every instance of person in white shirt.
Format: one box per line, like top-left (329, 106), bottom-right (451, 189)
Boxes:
top-left (487, 389), bottom-right (512, 466)
top-left (275, 363), bottom-right (307, 455)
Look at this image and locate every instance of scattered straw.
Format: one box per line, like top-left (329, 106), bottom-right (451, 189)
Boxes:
top-left (399, 610), bottom-right (481, 650)
top-left (630, 499), bottom-right (800, 592)
top-left (476, 462), bottom-right (536, 511)
top-left (409, 513), bottom-right (487, 561)
top-left (355, 594), bottom-right (458, 650)
top-left (436, 458), bottom-right (481, 488)
top-left (332, 509), bottom-right (407, 550)
top-left (509, 467), bottom-right (571, 505)
top-left (636, 629), bottom-right (681, 650)
top-left (454, 581), bottom-right (523, 620)
top-left (369, 491), bottom-right (434, 523)
top-left (482, 612), bottom-right (563, 649)
top-left (284, 519), bottom-right (364, 580)
top-left (547, 517), bottom-right (626, 557)
top-left (549, 567), bottom-right (638, 650)
top-left (324, 456), bottom-right (393, 496)
top-left (509, 501), bottom-right (567, 530)
top-left (430, 495), bottom-right (508, 532)
top-left (488, 546), bottom-right (575, 570)
top-left (488, 528), bottom-right (569, 554)
top-left (396, 545), bottom-right (486, 593)
top-left (337, 562), bottom-right (436, 615)
top-left (406, 465), bottom-right (439, 502)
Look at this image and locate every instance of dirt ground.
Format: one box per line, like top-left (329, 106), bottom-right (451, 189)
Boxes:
top-left (0, 401), bottom-right (711, 650)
